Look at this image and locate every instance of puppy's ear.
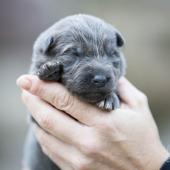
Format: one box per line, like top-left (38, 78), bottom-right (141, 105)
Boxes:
top-left (44, 36), bottom-right (56, 55)
top-left (33, 34), bottom-right (56, 56)
top-left (115, 32), bottom-right (125, 47)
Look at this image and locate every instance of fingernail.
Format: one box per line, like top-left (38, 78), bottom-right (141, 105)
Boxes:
top-left (16, 76), bottom-right (31, 90)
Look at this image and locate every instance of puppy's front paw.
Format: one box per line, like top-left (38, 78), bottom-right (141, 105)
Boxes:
top-left (97, 93), bottom-right (120, 111)
top-left (37, 61), bottom-right (62, 81)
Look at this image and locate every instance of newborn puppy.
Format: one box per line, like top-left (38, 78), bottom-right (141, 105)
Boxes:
top-left (23, 14), bottom-right (126, 170)
top-left (31, 14), bottom-right (126, 110)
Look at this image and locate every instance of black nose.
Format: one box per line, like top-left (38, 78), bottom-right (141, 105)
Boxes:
top-left (92, 75), bottom-right (110, 87)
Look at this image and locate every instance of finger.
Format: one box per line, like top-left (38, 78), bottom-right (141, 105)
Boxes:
top-left (120, 103), bottom-right (129, 109)
top-left (22, 90), bottom-right (86, 145)
top-left (17, 74), bottom-right (107, 125)
top-left (41, 147), bottom-right (70, 170)
top-left (118, 77), bottom-right (148, 108)
top-left (34, 126), bottom-right (71, 170)
top-left (33, 124), bottom-right (84, 170)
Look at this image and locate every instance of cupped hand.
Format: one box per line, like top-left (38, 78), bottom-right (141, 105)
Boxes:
top-left (17, 75), bottom-right (169, 170)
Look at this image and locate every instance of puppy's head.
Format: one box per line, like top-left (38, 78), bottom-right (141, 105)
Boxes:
top-left (34, 14), bottom-right (126, 103)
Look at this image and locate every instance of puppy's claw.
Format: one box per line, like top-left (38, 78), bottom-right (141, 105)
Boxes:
top-left (97, 93), bottom-right (120, 111)
top-left (105, 100), bottom-right (113, 110)
top-left (97, 99), bottom-right (113, 111)
top-left (97, 100), bottom-right (105, 108)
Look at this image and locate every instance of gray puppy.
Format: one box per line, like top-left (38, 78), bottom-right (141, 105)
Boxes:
top-left (23, 14), bottom-right (126, 170)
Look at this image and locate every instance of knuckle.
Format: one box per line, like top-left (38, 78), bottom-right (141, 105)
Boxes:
top-left (74, 157), bottom-right (91, 170)
top-left (96, 118), bottom-right (118, 134)
top-left (98, 122), bottom-right (114, 133)
top-left (39, 114), bottom-right (53, 130)
top-left (31, 79), bottom-right (44, 96)
top-left (79, 130), bottom-right (101, 156)
top-left (83, 142), bottom-right (99, 156)
top-left (53, 91), bottom-right (74, 110)
top-left (76, 163), bottom-right (88, 170)
top-left (137, 92), bottom-right (148, 105)
top-left (51, 94), bottom-right (59, 107)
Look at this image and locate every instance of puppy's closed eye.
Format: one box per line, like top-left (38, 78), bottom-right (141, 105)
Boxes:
top-left (63, 47), bottom-right (83, 57)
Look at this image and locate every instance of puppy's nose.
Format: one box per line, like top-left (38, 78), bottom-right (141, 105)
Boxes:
top-left (92, 75), bottom-right (110, 87)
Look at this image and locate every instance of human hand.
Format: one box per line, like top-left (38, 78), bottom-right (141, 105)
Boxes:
top-left (17, 75), bottom-right (169, 170)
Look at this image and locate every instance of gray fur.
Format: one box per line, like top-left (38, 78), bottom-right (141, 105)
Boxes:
top-left (24, 14), bottom-right (126, 170)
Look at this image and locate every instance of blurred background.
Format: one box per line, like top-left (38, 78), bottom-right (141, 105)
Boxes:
top-left (0, 0), bottom-right (170, 169)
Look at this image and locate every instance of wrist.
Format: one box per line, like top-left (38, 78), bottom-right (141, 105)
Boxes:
top-left (145, 142), bottom-right (169, 170)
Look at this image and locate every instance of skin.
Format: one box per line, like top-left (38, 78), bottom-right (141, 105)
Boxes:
top-left (17, 75), bottom-right (169, 170)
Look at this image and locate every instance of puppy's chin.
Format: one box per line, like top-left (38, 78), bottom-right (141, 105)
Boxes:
top-left (68, 80), bottom-right (116, 104)
top-left (75, 91), bottom-right (111, 103)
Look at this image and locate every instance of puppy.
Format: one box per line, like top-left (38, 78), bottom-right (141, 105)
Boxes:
top-left (23, 14), bottom-right (126, 170)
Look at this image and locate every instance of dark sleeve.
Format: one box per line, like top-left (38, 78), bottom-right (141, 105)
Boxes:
top-left (160, 157), bottom-right (170, 170)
